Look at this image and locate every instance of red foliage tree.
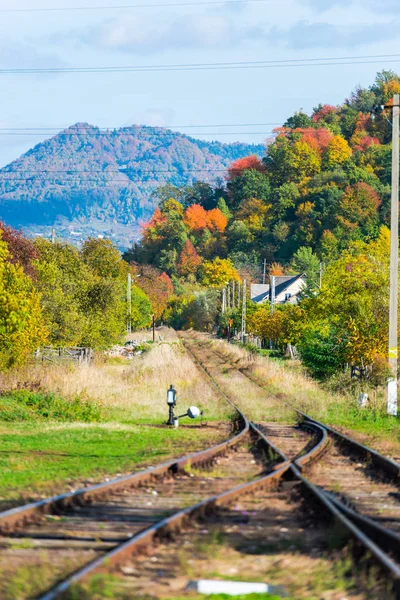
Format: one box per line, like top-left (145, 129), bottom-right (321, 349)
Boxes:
top-left (228, 155), bottom-right (265, 180)
top-left (312, 104), bottom-right (337, 123)
top-left (132, 264), bottom-right (174, 319)
top-left (177, 239), bottom-right (202, 277)
top-left (0, 222), bottom-right (38, 278)
top-left (141, 208), bottom-right (167, 242)
top-left (295, 127), bottom-right (333, 155)
top-left (184, 204), bottom-right (208, 231)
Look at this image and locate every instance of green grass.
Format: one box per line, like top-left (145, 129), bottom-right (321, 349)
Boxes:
top-left (0, 421), bottom-right (223, 505)
top-left (65, 574), bottom-right (283, 600)
top-left (322, 399), bottom-right (400, 439)
top-left (0, 390), bottom-right (101, 422)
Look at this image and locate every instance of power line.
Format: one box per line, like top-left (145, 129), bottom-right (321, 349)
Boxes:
top-left (1, 53), bottom-right (400, 74)
top-left (0, 122), bottom-right (282, 131)
top-left (0, 0), bottom-right (272, 13)
top-left (0, 131), bottom-right (276, 137)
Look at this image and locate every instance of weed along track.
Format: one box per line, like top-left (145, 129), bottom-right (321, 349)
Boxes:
top-left (1, 335), bottom-right (400, 598)
top-left (179, 331), bottom-right (400, 598)
top-left (0, 356), bottom-right (302, 599)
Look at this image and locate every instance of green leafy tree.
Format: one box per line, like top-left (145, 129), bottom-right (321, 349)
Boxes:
top-left (0, 235), bottom-right (47, 368)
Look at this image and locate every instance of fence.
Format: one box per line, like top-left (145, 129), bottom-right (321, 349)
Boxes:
top-left (34, 347), bottom-right (94, 365)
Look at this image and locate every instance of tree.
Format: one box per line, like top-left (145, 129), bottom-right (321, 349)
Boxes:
top-left (131, 285), bottom-right (153, 330)
top-left (228, 155), bottom-right (265, 180)
top-left (285, 110), bottom-right (315, 129)
top-left (81, 238), bottom-right (125, 278)
top-left (264, 137), bottom-right (321, 187)
top-left (324, 135), bottom-right (352, 169)
top-left (227, 169), bottom-right (271, 209)
top-left (300, 227), bottom-right (390, 373)
top-left (291, 246), bottom-right (320, 295)
top-left (184, 204), bottom-right (208, 231)
top-left (200, 257), bottom-right (239, 288)
top-left (0, 222), bottom-right (38, 279)
top-left (177, 240), bottom-right (202, 277)
top-left (0, 235), bottom-right (47, 368)
top-left (206, 208), bottom-right (228, 233)
top-left (133, 264), bottom-right (174, 319)
top-left (180, 290), bottom-right (220, 331)
top-left (337, 182), bottom-right (381, 237)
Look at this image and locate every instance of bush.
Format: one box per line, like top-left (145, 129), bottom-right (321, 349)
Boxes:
top-left (0, 390), bottom-right (102, 422)
top-left (298, 327), bottom-right (347, 379)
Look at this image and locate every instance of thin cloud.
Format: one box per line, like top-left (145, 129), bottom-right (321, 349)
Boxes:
top-left (268, 19), bottom-right (400, 49)
top-left (0, 40), bottom-right (64, 70)
top-left (298, 0), bottom-right (399, 13)
top-left (84, 13), bottom-right (263, 53)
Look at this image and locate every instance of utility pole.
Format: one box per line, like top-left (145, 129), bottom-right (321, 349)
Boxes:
top-left (388, 93), bottom-right (399, 416)
top-left (263, 259), bottom-right (267, 285)
top-left (269, 275), bottom-right (276, 350)
top-left (222, 288), bottom-right (227, 314)
top-left (241, 279), bottom-right (247, 343)
top-left (127, 273), bottom-right (132, 334)
top-left (51, 228), bottom-right (56, 244)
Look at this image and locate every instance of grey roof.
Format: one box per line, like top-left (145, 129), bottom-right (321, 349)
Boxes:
top-left (273, 274), bottom-right (304, 298)
top-left (250, 283), bottom-right (269, 303)
top-left (251, 274), bottom-right (305, 304)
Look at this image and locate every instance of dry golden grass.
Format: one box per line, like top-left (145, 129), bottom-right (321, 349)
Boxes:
top-left (1, 330), bottom-right (230, 423)
top-left (181, 331), bottom-right (296, 423)
top-left (211, 338), bottom-right (347, 418)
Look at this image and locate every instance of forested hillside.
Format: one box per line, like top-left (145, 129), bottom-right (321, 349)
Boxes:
top-left (130, 71), bottom-right (398, 275)
top-left (0, 124), bottom-right (264, 246)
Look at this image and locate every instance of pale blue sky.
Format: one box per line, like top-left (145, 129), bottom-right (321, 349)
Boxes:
top-left (0, 0), bottom-right (399, 166)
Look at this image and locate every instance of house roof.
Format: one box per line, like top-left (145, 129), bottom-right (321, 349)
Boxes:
top-left (250, 283), bottom-right (269, 303)
top-left (273, 274), bottom-right (305, 298)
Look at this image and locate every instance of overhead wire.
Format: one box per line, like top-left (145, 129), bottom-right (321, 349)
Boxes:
top-left (1, 53), bottom-right (400, 74)
top-left (0, 0), bottom-right (274, 13)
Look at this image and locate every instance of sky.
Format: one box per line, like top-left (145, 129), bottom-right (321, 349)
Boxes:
top-left (0, 0), bottom-right (399, 167)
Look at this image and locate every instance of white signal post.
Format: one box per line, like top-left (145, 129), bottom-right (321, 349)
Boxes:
top-left (127, 273), bottom-right (132, 334)
top-left (388, 93), bottom-right (399, 416)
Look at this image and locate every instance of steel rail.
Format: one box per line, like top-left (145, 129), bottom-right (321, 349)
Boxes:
top-left (184, 335), bottom-right (400, 593)
top-left (0, 414), bottom-right (249, 534)
top-left (35, 347), bottom-right (295, 599)
top-left (39, 462), bottom-right (291, 599)
top-left (209, 340), bottom-right (400, 479)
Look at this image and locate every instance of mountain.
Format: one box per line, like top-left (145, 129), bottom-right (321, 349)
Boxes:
top-left (0, 124), bottom-right (265, 248)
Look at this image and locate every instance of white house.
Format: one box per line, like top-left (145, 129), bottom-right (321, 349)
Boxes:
top-left (250, 274), bottom-right (306, 305)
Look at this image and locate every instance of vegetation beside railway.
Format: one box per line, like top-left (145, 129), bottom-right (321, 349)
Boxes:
top-left (0, 332), bottom-right (232, 506)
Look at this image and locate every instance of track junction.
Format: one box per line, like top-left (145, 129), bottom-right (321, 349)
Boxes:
top-left (1, 331), bottom-right (400, 598)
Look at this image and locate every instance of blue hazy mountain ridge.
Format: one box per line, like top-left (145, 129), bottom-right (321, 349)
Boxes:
top-left (0, 123), bottom-right (265, 239)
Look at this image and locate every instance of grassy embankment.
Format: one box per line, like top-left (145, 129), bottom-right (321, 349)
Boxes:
top-left (213, 339), bottom-right (400, 458)
top-left (0, 329), bottom-right (231, 507)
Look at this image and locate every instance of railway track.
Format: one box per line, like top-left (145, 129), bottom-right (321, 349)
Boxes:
top-left (0, 369), bottom-right (313, 599)
top-left (1, 332), bottom-right (400, 598)
top-left (181, 332), bottom-right (400, 595)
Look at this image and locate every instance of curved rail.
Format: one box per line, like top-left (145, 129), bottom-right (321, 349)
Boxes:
top-left (40, 462), bottom-right (291, 599)
top-left (0, 388), bottom-right (250, 534)
top-left (184, 335), bottom-right (400, 592)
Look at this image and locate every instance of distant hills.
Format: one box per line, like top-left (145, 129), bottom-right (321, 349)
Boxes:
top-left (0, 124), bottom-right (265, 248)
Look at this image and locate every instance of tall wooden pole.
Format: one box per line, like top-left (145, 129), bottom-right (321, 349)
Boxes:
top-left (388, 94), bottom-right (399, 416)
